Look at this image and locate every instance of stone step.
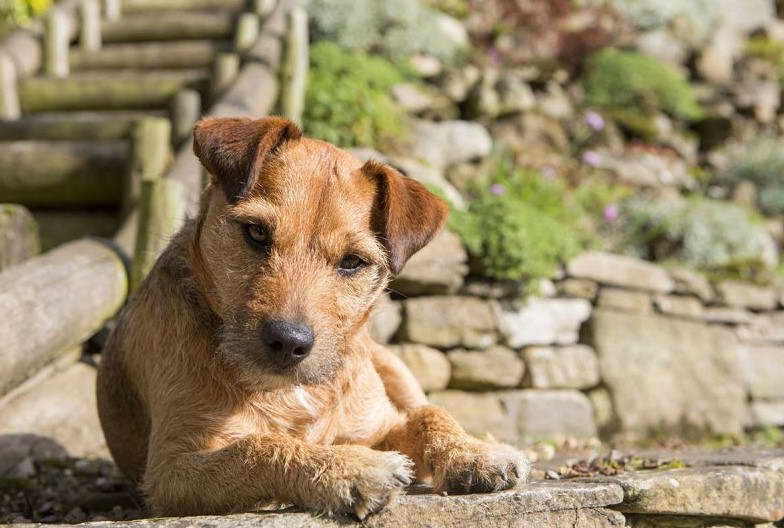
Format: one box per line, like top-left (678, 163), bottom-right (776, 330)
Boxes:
top-left (70, 40), bottom-right (232, 71)
top-left (0, 111), bottom-right (164, 140)
top-left (19, 70), bottom-right (207, 112)
top-left (0, 140), bottom-right (130, 207)
top-left (101, 12), bottom-right (236, 43)
top-left (122, 0), bottom-right (247, 13)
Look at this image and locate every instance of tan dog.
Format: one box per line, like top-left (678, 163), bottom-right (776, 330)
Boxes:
top-left (97, 116), bottom-right (529, 519)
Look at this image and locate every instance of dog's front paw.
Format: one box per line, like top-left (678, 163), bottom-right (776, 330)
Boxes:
top-left (316, 447), bottom-right (413, 520)
top-left (432, 441), bottom-right (530, 494)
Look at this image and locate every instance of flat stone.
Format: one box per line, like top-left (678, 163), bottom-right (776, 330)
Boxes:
top-left (0, 361), bottom-right (108, 475)
top-left (0, 203), bottom-right (39, 272)
top-left (556, 278), bottom-right (599, 300)
top-left (500, 390), bottom-right (598, 439)
top-left (568, 252), bottom-right (674, 293)
top-left (589, 310), bottom-right (747, 436)
top-left (402, 296), bottom-right (498, 349)
top-left (735, 312), bottom-right (784, 343)
top-left (716, 281), bottom-right (777, 311)
top-left (369, 294), bottom-right (402, 344)
top-left (702, 307), bottom-right (752, 325)
top-left (447, 346), bottom-right (524, 390)
top-left (588, 387), bottom-right (615, 430)
top-left (625, 513), bottom-right (755, 527)
top-left (40, 483), bottom-right (625, 527)
top-left (598, 288), bottom-right (652, 313)
top-left (497, 298), bottom-right (592, 348)
top-left (406, 119), bottom-right (493, 170)
top-left (389, 344), bottom-right (451, 392)
top-left (658, 448), bottom-right (784, 473)
top-left (592, 466), bottom-right (784, 522)
top-left (670, 267), bottom-right (715, 302)
top-left (392, 229), bottom-right (467, 296)
top-left (738, 345), bottom-right (784, 399)
top-left (750, 401), bottom-right (784, 427)
top-left (428, 390), bottom-right (516, 443)
top-left (653, 295), bottom-right (705, 319)
top-left (522, 345), bottom-right (600, 390)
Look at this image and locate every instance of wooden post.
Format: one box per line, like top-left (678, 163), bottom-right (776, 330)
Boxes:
top-left (170, 88), bottom-right (201, 147)
top-left (253, 0), bottom-right (276, 17)
top-left (79, 0), bottom-right (102, 51)
top-left (44, 8), bottom-right (70, 78)
top-left (211, 52), bottom-right (239, 100)
top-left (102, 0), bottom-right (121, 20)
top-left (125, 117), bottom-right (172, 214)
top-left (234, 12), bottom-right (260, 54)
top-left (131, 178), bottom-right (185, 291)
top-left (0, 54), bottom-right (20, 119)
top-left (0, 204), bottom-right (39, 272)
top-left (281, 5), bottom-right (308, 125)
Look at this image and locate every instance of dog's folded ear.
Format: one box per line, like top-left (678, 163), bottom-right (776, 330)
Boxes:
top-left (193, 116), bottom-right (302, 203)
top-left (362, 160), bottom-right (449, 275)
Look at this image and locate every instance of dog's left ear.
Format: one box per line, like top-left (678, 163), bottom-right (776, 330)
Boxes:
top-left (362, 161), bottom-right (449, 275)
top-left (193, 116), bottom-right (302, 203)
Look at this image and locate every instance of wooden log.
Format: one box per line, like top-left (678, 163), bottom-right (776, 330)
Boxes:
top-left (0, 54), bottom-right (20, 119)
top-left (210, 52), bottom-right (239, 100)
top-left (1, 28), bottom-right (43, 79)
top-left (170, 88), bottom-right (200, 147)
top-left (0, 140), bottom-right (130, 207)
top-left (131, 178), bottom-right (185, 291)
top-left (280, 5), bottom-right (307, 125)
top-left (0, 204), bottom-right (39, 271)
top-left (234, 12), bottom-right (260, 53)
top-left (101, 12), bottom-right (235, 43)
top-left (126, 117), bottom-right (172, 212)
top-left (32, 209), bottom-right (121, 251)
top-left (44, 8), bottom-right (71, 77)
top-left (0, 238), bottom-right (127, 397)
top-left (0, 111), bottom-right (163, 141)
top-left (122, 0), bottom-right (246, 12)
top-left (245, 0), bottom-right (285, 67)
top-left (19, 70), bottom-right (207, 112)
top-left (71, 40), bottom-right (228, 70)
top-left (253, 0), bottom-right (277, 17)
top-left (102, 0), bottom-right (122, 20)
top-left (79, 0), bottom-right (102, 51)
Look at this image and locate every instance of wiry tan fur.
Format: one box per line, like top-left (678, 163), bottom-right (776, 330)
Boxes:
top-left (97, 117), bottom-right (530, 520)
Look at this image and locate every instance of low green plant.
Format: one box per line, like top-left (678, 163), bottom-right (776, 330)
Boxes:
top-left (718, 135), bottom-right (784, 216)
top-left (605, 0), bottom-right (718, 41)
top-left (583, 49), bottom-right (703, 127)
top-left (450, 158), bottom-right (584, 283)
top-left (306, 0), bottom-right (466, 63)
top-left (0, 0), bottom-right (50, 28)
top-left (619, 196), bottom-right (777, 281)
top-left (303, 42), bottom-right (407, 148)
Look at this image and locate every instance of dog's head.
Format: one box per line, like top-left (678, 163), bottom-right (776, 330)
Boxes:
top-left (191, 116), bottom-right (447, 388)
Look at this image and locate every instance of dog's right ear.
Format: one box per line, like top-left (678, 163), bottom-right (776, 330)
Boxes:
top-left (193, 116), bottom-right (302, 203)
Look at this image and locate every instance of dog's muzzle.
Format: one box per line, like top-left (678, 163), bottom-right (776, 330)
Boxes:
top-left (260, 320), bottom-right (315, 368)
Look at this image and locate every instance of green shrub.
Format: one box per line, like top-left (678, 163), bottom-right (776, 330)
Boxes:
top-left (450, 159), bottom-right (584, 283)
top-left (583, 49), bottom-right (703, 124)
top-left (606, 0), bottom-right (718, 41)
top-left (0, 0), bottom-right (50, 27)
top-left (620, 197), bottom-right (777, 280)
top-left (306, 0), bottom-right (466, 63)
top-left (719, 136), bottom-right (784, 216)
top-left (303, 42), bottom-right (407, 148)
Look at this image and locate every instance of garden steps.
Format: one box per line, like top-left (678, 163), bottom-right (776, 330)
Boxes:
top-left (101, 12), bottom-right (237, 43)
top-left (70, 40), bottom-right (232, 70)
top-left (121, 0), bottom-right (249, 13)
top-left (0, 110), bottom-right (165, 140)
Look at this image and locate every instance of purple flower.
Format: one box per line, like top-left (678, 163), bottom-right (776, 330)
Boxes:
top-left (585, 111), bottom-right (606, 131)
top-left (540, 166), bottom-right (557, 180)
top-left (489, 183), bottom-right (506, 196)
top-left (603, 204), bottom-right (619, 223)
top-left (582, 150), bottom-right (602, 167)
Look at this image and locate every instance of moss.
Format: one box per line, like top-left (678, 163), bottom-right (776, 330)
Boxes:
top-left (303, 42), bottom-right (407, 148)
top-left (450, 158), bottom-right (585, 285)
top-left (583, 49), bottom-right (703, 125)
top-left (718, 135), bottom-right (784, 216)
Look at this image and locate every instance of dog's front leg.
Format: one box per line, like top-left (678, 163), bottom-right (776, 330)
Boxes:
top-left (380, 405), bottom-right (530, 493)
top-left (144, 432), bottom-right (413, 519)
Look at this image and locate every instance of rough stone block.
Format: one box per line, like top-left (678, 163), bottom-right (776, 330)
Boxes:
top-left (447, 346), bottom-right (524, 390)
top-left (750, 400), bottom-right (784, 427)
top-left (390, 344), bottom-right (450, 392)
top-left (598, 288), bottom-right (652, 313)
top-left (589, 310), bottom-right (747, 436)
top-left (556, 278), bottom-right (599, 300)
top-left (653, 294), bottom-right (704, 319)
top-left (428, 390), bottom-right (515, 443)
top-left (369, 294), bottom-right (402, 344)
top-left (735, 312), bottom-right (784, 344)
top-left (392, 229), bottom-right (467, 296)
top-left (716, 281), bottom-right (777, 311)
top-left (739, 346), bottom-right (784, 399)
top-left (497, 298), bottom-right (591, 348)
top-left (670, 267), bottom-right (715, 302)
top-left (402, 296), bottom-right (498, 349)
top-left (500, 390), bottom-right (597, 439)
top-left (703, 307), bottom-right (752, 325)
top-left (522, 345), bottom-right (600, 389)
top-left (568, 252), bottom-right (674, 293)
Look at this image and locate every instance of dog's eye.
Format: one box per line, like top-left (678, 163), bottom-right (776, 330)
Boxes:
top-left (338, 254), bottom-right (366, 275)
top-left (243, 223), bottom-right (271, 249)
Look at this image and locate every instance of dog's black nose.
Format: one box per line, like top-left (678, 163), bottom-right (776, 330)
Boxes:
top-left (261, 320), bottom-right (314, 365)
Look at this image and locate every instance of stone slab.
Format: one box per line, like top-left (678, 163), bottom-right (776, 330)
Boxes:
top-left (498, 298), bottom-right (592, 348)
top-left (522, 345), bottom-right (600, 390)
top-left (567, 252), bottom-right (674, 293)
top-left (402, 296), bottom-right (498, 349)
top-left (597, 288), bottom-right (652, 313)
top-left (738, 345), bottom-right (784, 399)
top-left (735, 312), bottom-right (784, 343)
top-left (500, 390), bottom-right (598, 439)
top-left (390, 344), bottom-right (451, 392)
top-left (428, 390), bottom-right (516, 444)
top-left (716, 281), bottom-right (777, 311)
top-left (448, 346), bottom-right (524, 390)
top-left (392, 229), bottom-right (467, 296)
top-left (587, 466), bottom-right (784, 522)
top-left (750, 401), bottom-right (784, 427)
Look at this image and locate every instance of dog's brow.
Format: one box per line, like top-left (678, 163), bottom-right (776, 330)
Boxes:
top-left (227, 200), bottom-right (277, 224)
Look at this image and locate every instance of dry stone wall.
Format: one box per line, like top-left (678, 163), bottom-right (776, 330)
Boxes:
top-left (374, 237), bottom-right (784, 444)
